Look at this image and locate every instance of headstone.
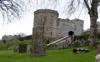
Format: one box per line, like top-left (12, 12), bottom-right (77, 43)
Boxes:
top-left (73, 49), bottom-right (89, 53)
top-left (14, 47), bottom-right (19, 53)
top-left (30, 27), bottom-right (46, 57)
top-left (57, 43), bottom-right (64, 49)
top-left (19, 44), bottom-right (27, 53)
top-left (97, 43), bottom-right (100, 54)
top-left (95, 54), bottom-right (100, 62)
top-left (79, 40), bottom-right (85, 47)
top-left (63, 43), bottom-right (68, 49)
top-left (27, 45), bottom-right (31, 52)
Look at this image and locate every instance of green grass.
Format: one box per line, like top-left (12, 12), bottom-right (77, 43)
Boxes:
top-left (0, 39), bottom-right (96, 62)
top-left (0, 40), bottom-right (32, 50)
top-left (0, 38), bottom-right (56, 50)
top-left (0, 47), bottom-right (96, 62)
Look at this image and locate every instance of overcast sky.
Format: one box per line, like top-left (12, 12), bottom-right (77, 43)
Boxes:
top-left (0, 0), bottom-right (99, 39)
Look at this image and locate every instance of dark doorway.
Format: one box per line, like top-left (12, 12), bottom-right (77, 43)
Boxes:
top-left (68, 31), bottom-right (74, 36)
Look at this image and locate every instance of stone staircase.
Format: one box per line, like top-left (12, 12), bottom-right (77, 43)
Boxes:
top-left (47, 36), bottom-right (71, 50)
top-left (47, 35), bottom-right (90, 50)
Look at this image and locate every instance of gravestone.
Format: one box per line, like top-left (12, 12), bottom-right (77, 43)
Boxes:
top-left (73, 49), bottom-right (89, 53)
top-left (30, 27), bottom-right (46, 57)
top-left (27, 45), bottom-right (31, 52)
top-left (74, 41), bottom-right (81, 47)
top-left (14, 46), bottom-right (19, 53)
top-left (79, 40), bottom-right (85, 47)
top-left (57, 43), bottom-right (64, 49)
top-left (63, 43), bottom-right (68, 49)
top-left (97, 42), bottom-right (100, 54)
top-left (95, 54), bottom-right (100, 62)
top-left (19, 44), bottom-right (27, 53)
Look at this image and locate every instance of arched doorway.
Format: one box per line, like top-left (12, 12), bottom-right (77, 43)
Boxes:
top-left (68, 31), bottom-right (74, 36)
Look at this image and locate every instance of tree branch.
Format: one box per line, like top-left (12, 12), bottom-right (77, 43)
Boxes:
top-left (84, 0), bottom-right (93, 15)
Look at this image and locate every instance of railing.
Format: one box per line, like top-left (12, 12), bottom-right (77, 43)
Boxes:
top-left (47, 36), bottom-right (70, 46)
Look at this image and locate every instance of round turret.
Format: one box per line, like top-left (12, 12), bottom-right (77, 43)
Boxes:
top-left (34, 9), bottom-right (59, 38)
top-left (34, 9), bottom-right (59, 27)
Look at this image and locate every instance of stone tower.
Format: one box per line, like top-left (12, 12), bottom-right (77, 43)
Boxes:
top-left (31, 9), bottom-right (84, 57)
top-left (34, 9), bottom-right (59, 38)
top-left (33, 9), bottom-right (84, 39)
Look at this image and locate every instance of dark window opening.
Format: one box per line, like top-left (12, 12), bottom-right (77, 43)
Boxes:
top-left (51, 32), bottom-right (52, 37)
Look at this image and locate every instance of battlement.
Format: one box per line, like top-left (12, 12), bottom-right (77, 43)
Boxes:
top-left (34, 9), bottom-right (59, 16)
top-left (71, 19), bottom-right (84, 22)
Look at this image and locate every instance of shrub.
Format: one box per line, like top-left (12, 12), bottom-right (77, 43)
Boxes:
top-left (18, 35), bottom-right (32, 41)
top-left (3, 40), bottom-right (6, 44)
top-left (74, 33), bottom-right (90, 40)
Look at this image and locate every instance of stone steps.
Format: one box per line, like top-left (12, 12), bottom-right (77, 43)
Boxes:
top-left (47, 36), bottom-right (90, 50)
top-left (47, 36), bottom-right (70, 49)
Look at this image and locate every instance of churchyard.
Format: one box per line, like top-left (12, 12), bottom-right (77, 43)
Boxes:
top-left (0, 38), bottom-right (96, 62)
top-left (0, 47), bottom-right (96, 62)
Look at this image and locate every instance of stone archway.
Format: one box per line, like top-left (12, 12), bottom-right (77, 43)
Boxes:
top-left (68, 31), bottom-right (74, 36)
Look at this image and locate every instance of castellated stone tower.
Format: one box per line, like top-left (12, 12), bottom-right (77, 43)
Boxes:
top-left (57, 18), bottom-right (84, 38)
top-left (34, 9), bottom-right (59, 38)
top-left (33, 9), bottom-right (84, 39)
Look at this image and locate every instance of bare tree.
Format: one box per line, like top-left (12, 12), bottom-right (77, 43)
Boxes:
top-left (45, 0), bottom-right (99, 49)
top-left (31, 0), bottom-right (100, 49)
top-left (0, 0), bottom-right (23, 24)
top-left (71, 0), bottom-right (99, 49)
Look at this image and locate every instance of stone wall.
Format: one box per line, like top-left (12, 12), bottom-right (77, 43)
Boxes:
top-left (0, 35), bottom-right (20, 44)
top-left (34, 9), bottom-right (58, 38)
top-left (57, 18), bottom-right (84, 38)
top-left (47, 39), bottom-right (90, 50)
top-left (34, 9), bottom-right (84, 39)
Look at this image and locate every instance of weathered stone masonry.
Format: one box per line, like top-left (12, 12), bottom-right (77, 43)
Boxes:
top-left (34, 9), bottom-right (84, 39)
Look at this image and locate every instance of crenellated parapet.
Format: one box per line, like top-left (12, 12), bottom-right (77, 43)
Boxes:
top-left (34, 9), bottom-right (59, 16)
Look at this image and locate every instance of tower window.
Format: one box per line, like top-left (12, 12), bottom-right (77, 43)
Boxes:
top-left (51, 32), bottom-right (52, 36)
top-left (74, 25), bottom-right (77, 31)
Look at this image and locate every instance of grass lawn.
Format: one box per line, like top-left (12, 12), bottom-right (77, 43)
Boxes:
top-left (0, 47), bottom-right (96, 62)
top-left (0, 39), bottom-right (56, 50)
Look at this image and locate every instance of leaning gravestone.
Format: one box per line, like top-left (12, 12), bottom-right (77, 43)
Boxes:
top-left (73, 49), bottom-right (89, 53)
top-left (30, 27), bottom-right (46, 57)
top-left (19, 44), bottom-right (27, 53)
